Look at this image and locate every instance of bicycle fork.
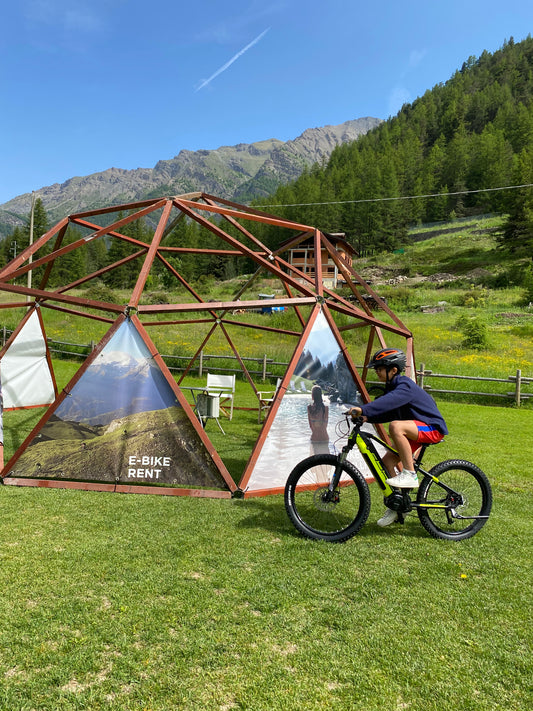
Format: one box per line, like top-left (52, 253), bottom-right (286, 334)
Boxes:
top-left (325, 451), bottom-right (349, 502)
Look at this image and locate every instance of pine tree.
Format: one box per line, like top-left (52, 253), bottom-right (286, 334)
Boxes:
top-left (46, 227), bottom-right (86, 288)
top-left (501, 147), bottom-right (533, 252)
top-left (249, 36), bottom-right (533, 249)
top-left (21, 197), bottom-right (50, 285)
top-left (103, 212), bottom-right (151, 289)
top-left (0, 226), bottom-right (24, 268)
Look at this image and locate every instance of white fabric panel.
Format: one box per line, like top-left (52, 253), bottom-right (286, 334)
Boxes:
top-left (1, 310), bottom-right (55, 409)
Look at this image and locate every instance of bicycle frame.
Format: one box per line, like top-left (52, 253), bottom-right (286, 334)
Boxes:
top-left (330, 418), bottom-right (483, 522)
top-left (285, 416), bottom-right (492, 542)
top-left (329, 419), bottom-right (400, 494)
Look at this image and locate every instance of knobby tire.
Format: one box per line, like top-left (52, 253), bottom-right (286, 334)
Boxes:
top-left (284, 454), bottom-right (371, 542)
top-left (417, 459), bottom-right (492, 541)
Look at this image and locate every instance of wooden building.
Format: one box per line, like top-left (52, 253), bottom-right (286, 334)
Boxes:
top-left (286, 232), bottom-right (356, 288)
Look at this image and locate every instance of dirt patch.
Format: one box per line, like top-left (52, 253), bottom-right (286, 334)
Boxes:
top-left (464, 268), bottom-right (492, 281)
top-left (425, 272), bottom-right (456, 283)
top-left (358, 267), bottom-right (405, 284)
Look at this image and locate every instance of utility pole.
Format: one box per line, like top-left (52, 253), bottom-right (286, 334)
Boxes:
top-left (27, 191), bottom-right (35, 301)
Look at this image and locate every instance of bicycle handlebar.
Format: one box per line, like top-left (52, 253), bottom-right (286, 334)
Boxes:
top-left (343, 410), bottom-right (364, 425)
top-left (350, 415), bottom-right (365, 425)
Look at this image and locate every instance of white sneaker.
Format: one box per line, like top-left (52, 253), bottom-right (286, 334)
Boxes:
top-left (377, 508), bottom-right (399, 527)
top-left (386, 470), bottom-right (419, 488)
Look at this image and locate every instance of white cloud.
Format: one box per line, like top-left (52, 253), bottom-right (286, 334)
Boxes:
top-left (193, 2), bottom-right (284, 45)
top-left (24, 0), bottom-right (104, 33)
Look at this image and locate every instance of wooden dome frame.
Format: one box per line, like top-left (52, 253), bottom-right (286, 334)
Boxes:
top-left (0, 193), bottom-right (414, 497)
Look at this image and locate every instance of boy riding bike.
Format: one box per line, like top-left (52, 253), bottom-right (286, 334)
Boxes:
top-left (349, 348), bottom-right (448, 527)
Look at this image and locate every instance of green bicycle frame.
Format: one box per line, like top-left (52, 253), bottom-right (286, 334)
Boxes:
top-left (333, 423), bottom-right (394, 496)
top-left (338, 419), bottom-right (465, 516)
top-left (354, 431), bottom-right (394, 495)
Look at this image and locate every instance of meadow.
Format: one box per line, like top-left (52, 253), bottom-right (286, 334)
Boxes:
top-left (0, 216), bottom-right (532, 709)
top-left (3, 215), bottom-right (532, 383)
top-left (0, 401), bottom-right (531, 710)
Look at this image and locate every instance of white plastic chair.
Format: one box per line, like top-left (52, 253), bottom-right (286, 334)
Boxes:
top-left (206, 373), bottom-right (236, 420)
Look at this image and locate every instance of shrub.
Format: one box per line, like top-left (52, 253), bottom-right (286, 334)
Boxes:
top-left (455, 315), bottom-right (490, 350)
top-left (380, 285), bottom-right (415, 310)
top-left (521, 264), bottom-right (533, 305)
top-left (81, 280), bottom-right (117, 302)
top-left (144, 291), bottom-right (172, 305)
top-left (488, 270), bottom-right (511, 289)
top-left (457, 287), bottom-right (488, 308)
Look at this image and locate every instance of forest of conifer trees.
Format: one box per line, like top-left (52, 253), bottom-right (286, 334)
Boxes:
top-left (254, 36), bottom-right (533, 255)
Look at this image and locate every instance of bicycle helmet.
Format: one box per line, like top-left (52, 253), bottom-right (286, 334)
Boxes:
top-left (367, 348), bottom-right (406, 372)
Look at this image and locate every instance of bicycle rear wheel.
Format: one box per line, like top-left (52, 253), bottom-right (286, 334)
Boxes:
top-left (284, 454), bottom-right (371, 542)
top-left (417, 459), bottom-right (492, 541)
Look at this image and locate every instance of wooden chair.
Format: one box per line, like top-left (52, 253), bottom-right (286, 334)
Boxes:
top-left (257, 378), bottom-right (282, 423)
top-left (206, 373), bottom-right (236, 420)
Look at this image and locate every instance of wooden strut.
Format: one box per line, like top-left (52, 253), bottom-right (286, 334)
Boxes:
top-left (0, 192), bottom-right (420, 498)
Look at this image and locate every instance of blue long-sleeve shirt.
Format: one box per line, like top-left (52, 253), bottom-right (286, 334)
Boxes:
top-left (361, 375), bottom-right (448, 435)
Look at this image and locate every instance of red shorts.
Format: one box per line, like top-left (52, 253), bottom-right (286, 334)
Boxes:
top-left (409, 420), bottom-right (444, 453)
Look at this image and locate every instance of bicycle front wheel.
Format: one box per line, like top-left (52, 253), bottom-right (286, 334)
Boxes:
top-left (417, 459), bottom-right (492, 541)
top-left (284, 454), bottom-right (371, 542)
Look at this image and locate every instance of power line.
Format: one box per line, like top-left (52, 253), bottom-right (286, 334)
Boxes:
top-left (256, 182), bottom-right (533, 209)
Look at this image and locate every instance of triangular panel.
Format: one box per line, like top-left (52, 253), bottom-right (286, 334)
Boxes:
top-left (0, 307), bottom-right (56, 410)
top-left (241, 307), bottom-right (381, 496)
top-left (0, 193), bottom-right (414, 499)
top-left (3, 317), bottom-right (235, 494)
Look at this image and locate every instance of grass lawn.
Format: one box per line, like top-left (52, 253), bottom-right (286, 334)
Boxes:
top-left (0, 215), bottom-right (532, 708)
top-left (0, 402), bottom-right (531, 710)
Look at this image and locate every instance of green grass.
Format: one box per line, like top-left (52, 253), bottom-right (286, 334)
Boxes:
top-left (378, 215), bottom-right (507, 276)
top-left (1, 216), bottom-right (532, 706)
top-left (0, 402), bottom-right (532, 710)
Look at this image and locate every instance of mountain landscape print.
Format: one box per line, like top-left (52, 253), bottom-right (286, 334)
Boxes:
top-left (4, 319), bottom-right (230, 491)
top-left (55, 320), bottom-right (178, 426)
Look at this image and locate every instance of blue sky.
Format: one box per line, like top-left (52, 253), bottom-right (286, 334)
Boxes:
top-left (1, 0), bottom-right (532, 205)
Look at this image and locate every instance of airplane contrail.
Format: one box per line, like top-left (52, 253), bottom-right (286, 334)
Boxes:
top-left (195, 27), bottom-right (270, 92)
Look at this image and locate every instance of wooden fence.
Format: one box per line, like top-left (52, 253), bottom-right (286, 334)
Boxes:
top-left (1, 328), bottom-right (532, 406)
top-left (417, 364), bottom-right (532, 407)
top-left (41, 335), bottom-right (281, 381)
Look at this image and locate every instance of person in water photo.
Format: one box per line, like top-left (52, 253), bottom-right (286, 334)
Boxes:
top-left (308, 384), bottom-right (329, 450)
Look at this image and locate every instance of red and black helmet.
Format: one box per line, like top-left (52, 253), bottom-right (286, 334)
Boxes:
top-left (367, 348), bottom-right (406, 372)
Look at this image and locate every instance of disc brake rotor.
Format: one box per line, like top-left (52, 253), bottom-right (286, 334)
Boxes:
top-left (313, 487), bottom-right (339, 511)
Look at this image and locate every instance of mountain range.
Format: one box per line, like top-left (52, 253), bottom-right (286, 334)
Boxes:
top-left (0, 117), bottom-right (381, 238)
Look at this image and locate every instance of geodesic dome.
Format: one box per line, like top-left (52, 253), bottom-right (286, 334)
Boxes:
top-left (0, 193), bottom-right (414, 497)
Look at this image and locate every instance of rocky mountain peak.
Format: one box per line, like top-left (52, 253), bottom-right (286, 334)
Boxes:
top-left (0, 117), bottom-right (382, 237)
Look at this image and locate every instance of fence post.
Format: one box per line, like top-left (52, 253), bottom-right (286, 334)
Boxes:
top-left (515, 369), bottom-right (522, 407)
top-left (198, 350), bottom-right (203, 378)
top-left (2, 326), bottom-right (5, 347)
top-left (418, 363), bottom-right (425, 389)
top-left (262, 354), bottom-right (267, 381)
